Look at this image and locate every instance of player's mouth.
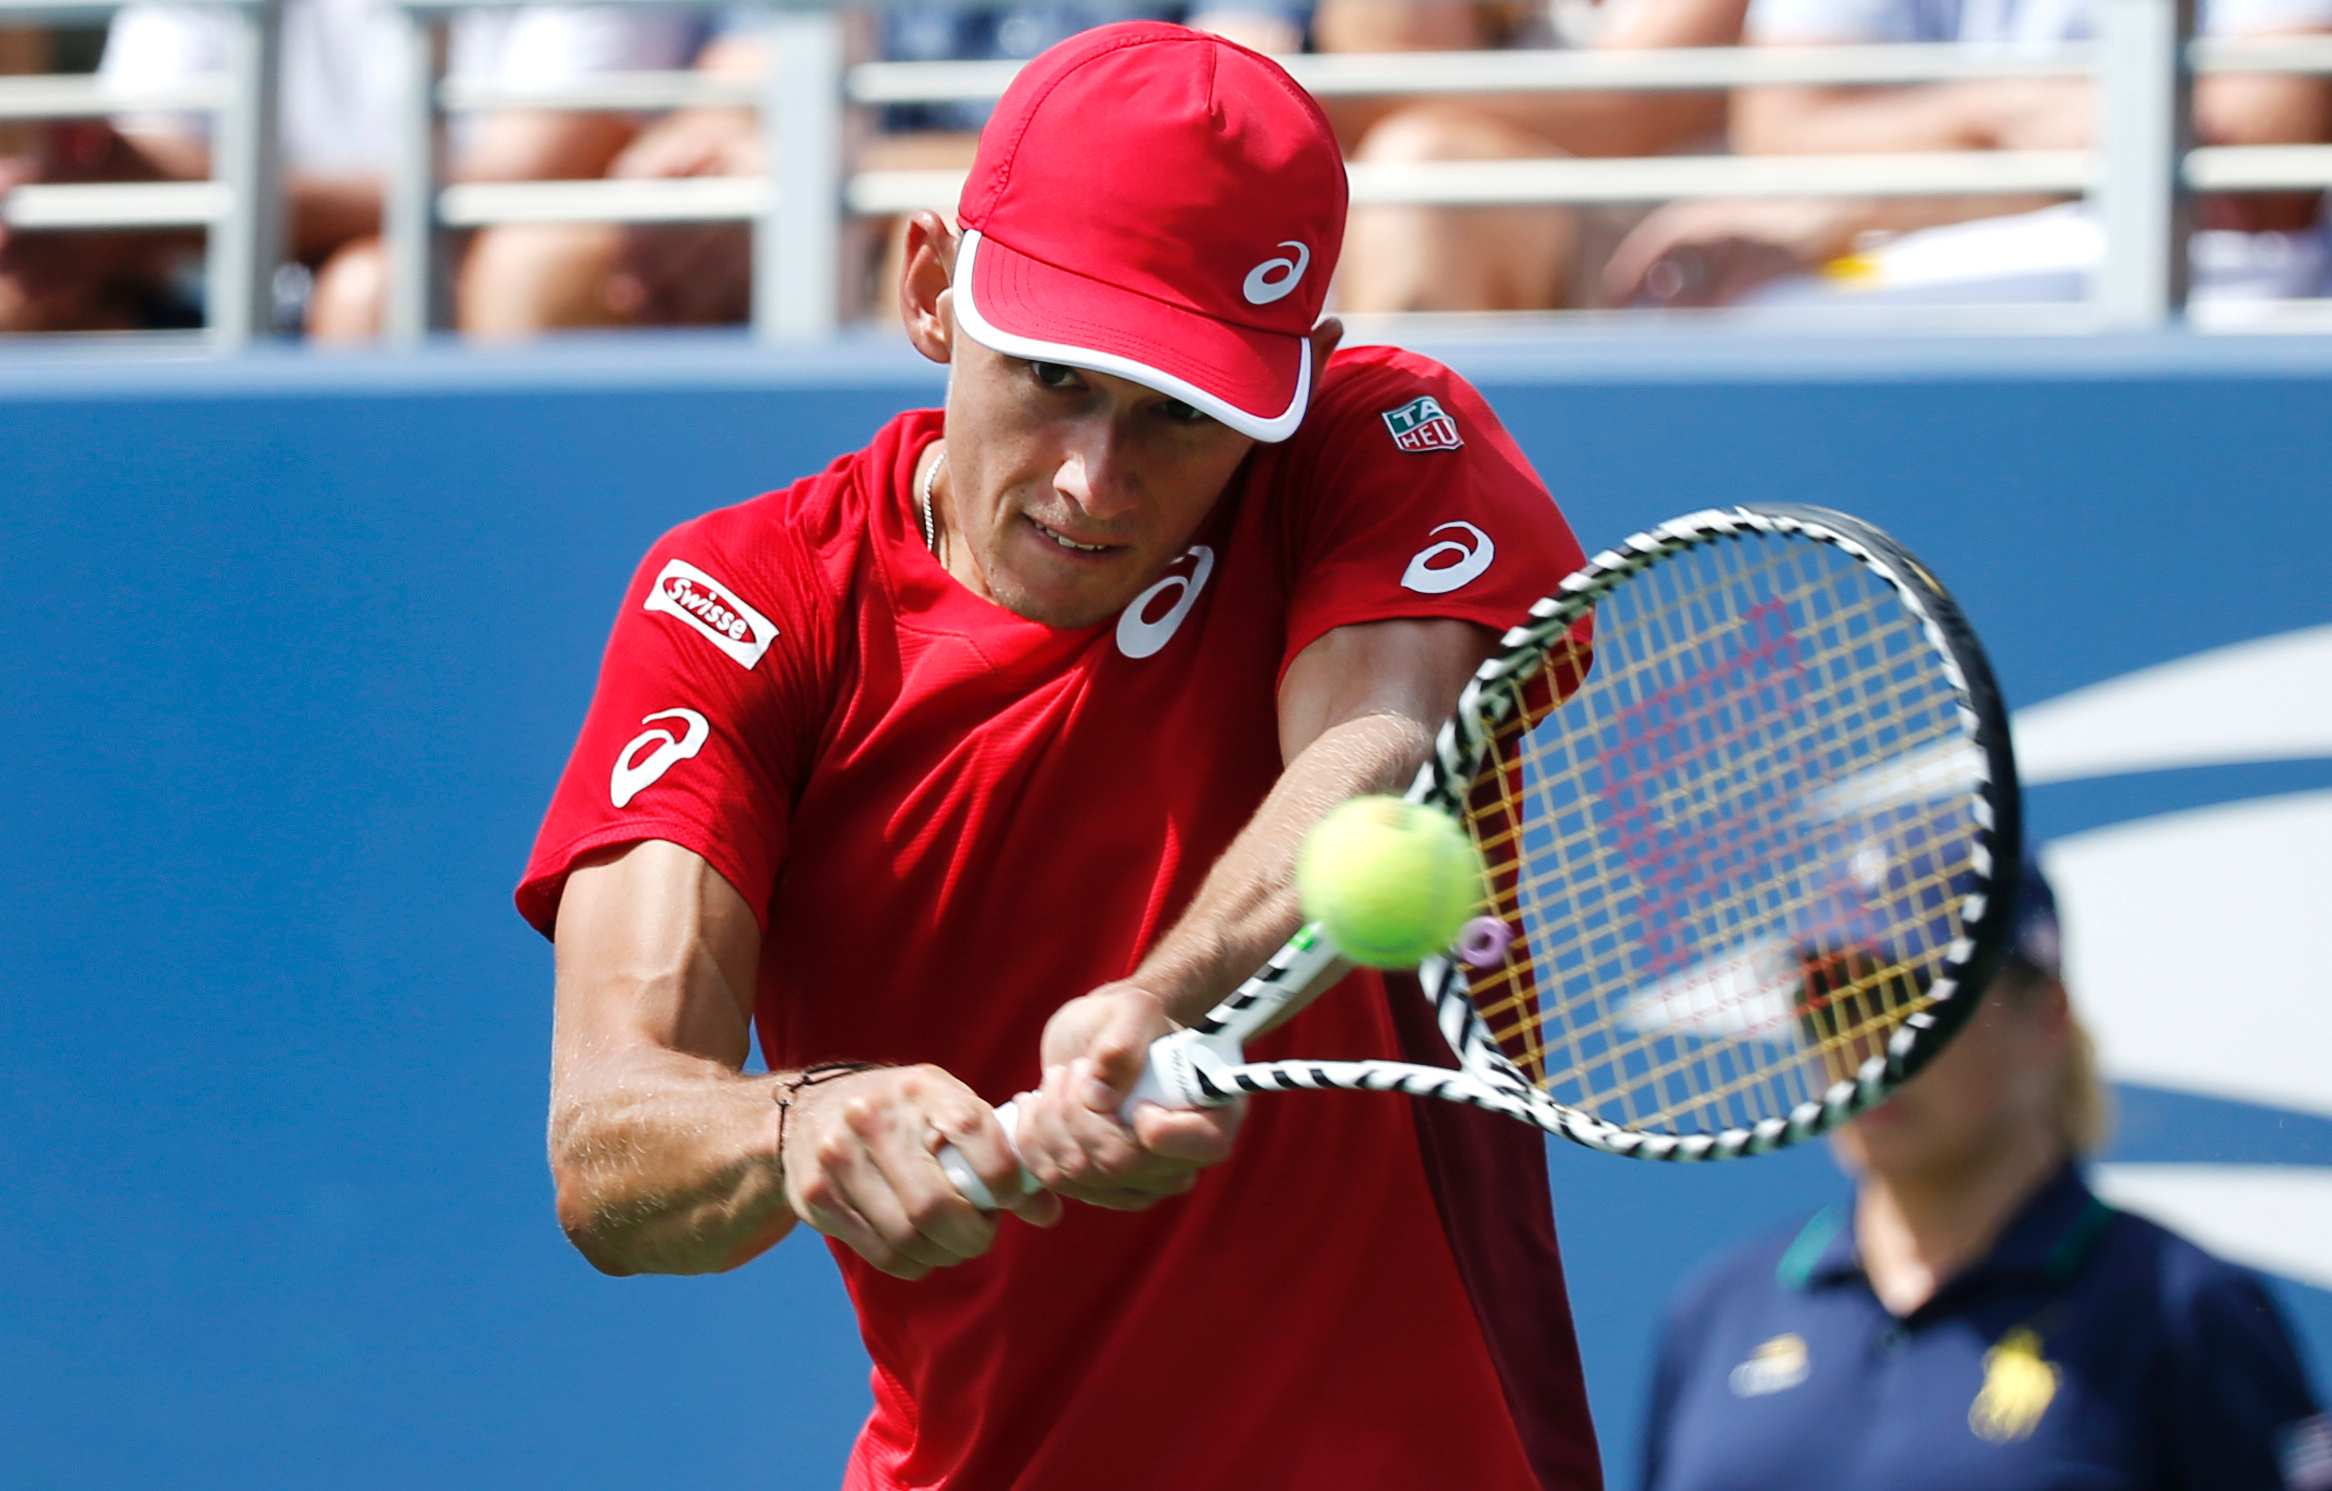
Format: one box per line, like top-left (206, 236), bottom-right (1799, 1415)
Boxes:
top-left (1022, 515), bottom-right (1124, 561)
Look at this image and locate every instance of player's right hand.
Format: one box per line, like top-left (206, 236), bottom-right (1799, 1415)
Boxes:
top-left (1013, 983), bottom-right (1246, 1210)
top-left (779, 1064), bottom-right (1062, 1281)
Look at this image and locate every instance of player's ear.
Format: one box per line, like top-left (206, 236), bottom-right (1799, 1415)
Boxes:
top-left (900, 211), bottom-right (959, 365)
top-left (1302, 317), bottom-right (1345, 409)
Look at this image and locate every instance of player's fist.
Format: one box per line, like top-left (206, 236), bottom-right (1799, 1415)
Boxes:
top-left (1014, 983), bottom-right (1246, 1211)
top-left (780, 1064), bottom-right (1061, 1280)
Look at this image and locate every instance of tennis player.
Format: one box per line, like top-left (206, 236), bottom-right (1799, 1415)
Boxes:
top-left (1639, 852), bottom-right (2328, 1491)
top-left (517, 21), bottom-right (1599, 1490)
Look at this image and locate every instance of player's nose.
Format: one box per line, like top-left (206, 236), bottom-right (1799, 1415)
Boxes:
top-left (1052, 426), bottom-right (1140, 525)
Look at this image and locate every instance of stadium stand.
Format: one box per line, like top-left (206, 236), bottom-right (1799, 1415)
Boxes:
top-left (0, 0), bottom-right (698, 337)
top-left (0, 0), bottom-right (2328, 337)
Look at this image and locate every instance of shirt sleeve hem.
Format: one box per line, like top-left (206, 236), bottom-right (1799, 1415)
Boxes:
top-left (1277, 596), bottom-right (1536, 692)
top-left (514, 818), bottom-right (768, 940)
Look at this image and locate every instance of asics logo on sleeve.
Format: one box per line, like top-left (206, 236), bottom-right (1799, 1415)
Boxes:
top-left (1241, 242), bottom-right (1311, 306)
top-left (644, 558), bottom-right (777, 669)
top-left (611, 708), bottom-right (709, 807)
top-left (1117, 545), bottom-right (1216, 659)
top-left (1401, 521), bottom-right (1495, 595)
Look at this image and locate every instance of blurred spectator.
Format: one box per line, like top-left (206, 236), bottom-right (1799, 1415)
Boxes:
top-left (0, 1), bottom-right (699, 338)
top-left (1325, 0), bottom-right (1751, 313)
top-left (1606, 0), bottom-right (2332, 310)
top-left (468, 6), bottom-right (1308, 337)
top-left (0, 27), bottom-right (50, 156)
top-left (1639, 852), bottom-right (2328, 1491)
top-left (461, 27), bottom-right (760, 335)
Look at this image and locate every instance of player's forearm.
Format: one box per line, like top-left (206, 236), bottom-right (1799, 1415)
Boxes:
top-left (1133, 709), bottom-right (1433, 1025)
top-left (549, 1052), bottom-right (795, 1276)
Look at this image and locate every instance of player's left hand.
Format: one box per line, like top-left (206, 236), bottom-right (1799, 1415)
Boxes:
top-left (1013, 983), bottom-right (1245, 1211)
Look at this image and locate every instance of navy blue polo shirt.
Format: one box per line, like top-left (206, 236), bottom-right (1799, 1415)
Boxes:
top-left (1641, 1165), bottom-right (2326, 1491)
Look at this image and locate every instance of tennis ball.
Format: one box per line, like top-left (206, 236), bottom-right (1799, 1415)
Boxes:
top-left (1297, 796), bottom-right (1486, 968)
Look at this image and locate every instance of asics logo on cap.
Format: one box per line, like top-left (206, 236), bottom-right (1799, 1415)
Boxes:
top-left (1241, 241), bottom-right (1312, 306)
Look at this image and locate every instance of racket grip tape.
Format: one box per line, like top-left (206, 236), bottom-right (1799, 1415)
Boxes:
top-left (936, 1037), bottom-right (1218, 1212)
top-left (938, 1102), bottom-right (1035, 1213)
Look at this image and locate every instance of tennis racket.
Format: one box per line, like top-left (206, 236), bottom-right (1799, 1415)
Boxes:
top-left (941, 504), bottom-right (2021, 1209)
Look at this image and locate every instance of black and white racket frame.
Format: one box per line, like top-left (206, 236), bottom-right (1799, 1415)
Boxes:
top-left (943, 505), bottom-right (2022, 1207)
top-left (1130, 504), bottom-right (2023, 1163)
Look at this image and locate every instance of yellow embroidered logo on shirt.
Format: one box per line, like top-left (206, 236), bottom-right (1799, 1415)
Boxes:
top-left (1969, 1328), bottom-right (2059, 1442)
top-left (1728, 1333), bottom-right (1811, 1398)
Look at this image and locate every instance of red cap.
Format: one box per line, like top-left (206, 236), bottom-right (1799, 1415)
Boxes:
top-left (952, 22), bottom-right (1347, 443)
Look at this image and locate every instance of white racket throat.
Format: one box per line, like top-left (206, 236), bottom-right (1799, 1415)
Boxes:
top-left (1130, 1027), bottom-right (1244, 1109)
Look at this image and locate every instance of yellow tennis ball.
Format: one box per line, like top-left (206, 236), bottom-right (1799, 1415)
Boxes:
top-left (1297, 796), bottom-right (1486, 969)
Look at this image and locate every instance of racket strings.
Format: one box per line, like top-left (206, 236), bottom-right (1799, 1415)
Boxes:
top-left (1471, 635), bottom-right (1941, 1030)
top-left (1454, 530), bottom-right (1980, 1138)
top-left (1472, 689), bottom-right (1968, 1037)
top-left (1468, 658), bottom-right (1968, 1001)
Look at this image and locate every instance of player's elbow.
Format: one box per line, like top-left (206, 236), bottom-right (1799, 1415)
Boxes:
top-left (548, 1092), bottom-right (637, 1273)
top-left (570, 1230), bottom-right (641, 1279)
top-left (553, 1172), bottom-right (641, 1276)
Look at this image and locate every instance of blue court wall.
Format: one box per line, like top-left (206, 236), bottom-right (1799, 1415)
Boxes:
top-left (5, 332), bottom-right (2329, 1490)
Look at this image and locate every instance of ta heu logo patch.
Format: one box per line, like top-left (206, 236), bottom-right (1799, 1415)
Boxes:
top-left (1382, 395), bottom-right (1463, 453)
top-left (644, 558), bottom-right (777, 669)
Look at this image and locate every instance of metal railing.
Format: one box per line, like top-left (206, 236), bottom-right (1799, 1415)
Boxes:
top-left (390, 0), bottom-right (2332, 342)
top-left (0, 0), bottom-right (279, 344)
top-left (4, 0), bottom-right (2332, 344)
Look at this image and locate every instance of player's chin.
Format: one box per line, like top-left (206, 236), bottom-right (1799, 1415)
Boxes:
top-left (993, 583), bottom-right (1121, 630)
top-left (993, 560), bottom-right (1151, 629)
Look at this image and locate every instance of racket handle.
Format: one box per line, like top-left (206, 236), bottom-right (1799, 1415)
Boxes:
top-left (939, 1101), bottom-right (1034, 1213)
top-left (936, 1032), bottom-right (1226, 1212)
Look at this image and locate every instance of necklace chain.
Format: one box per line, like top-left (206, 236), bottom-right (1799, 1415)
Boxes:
top-left (918, 445), bottom-right (945, 558)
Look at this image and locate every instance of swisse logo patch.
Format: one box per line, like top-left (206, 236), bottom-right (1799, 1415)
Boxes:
top-left (644, 558), bottom-right (777, 669)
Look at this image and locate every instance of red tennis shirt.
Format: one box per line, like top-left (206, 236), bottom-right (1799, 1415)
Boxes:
top-left (518, 344), bottom-right (1602, 1491)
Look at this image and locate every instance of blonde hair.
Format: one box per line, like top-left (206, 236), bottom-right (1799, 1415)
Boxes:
top-left (2058, 1010), bottom-right (2113, 1157)
top-left (2005, 960), bottom-right (2113, 1157)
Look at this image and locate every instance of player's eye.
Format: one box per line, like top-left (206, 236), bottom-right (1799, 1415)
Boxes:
top-left (1156, 398), bottom-right (1210, 426)
top-left (1027, 360), bottom-right (1080, 390)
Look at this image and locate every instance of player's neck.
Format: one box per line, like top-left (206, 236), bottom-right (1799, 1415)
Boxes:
top-left (915, 438), bottom-right (964, 587)
top-left (1852, 1132), bottom-right (2065, 1316)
